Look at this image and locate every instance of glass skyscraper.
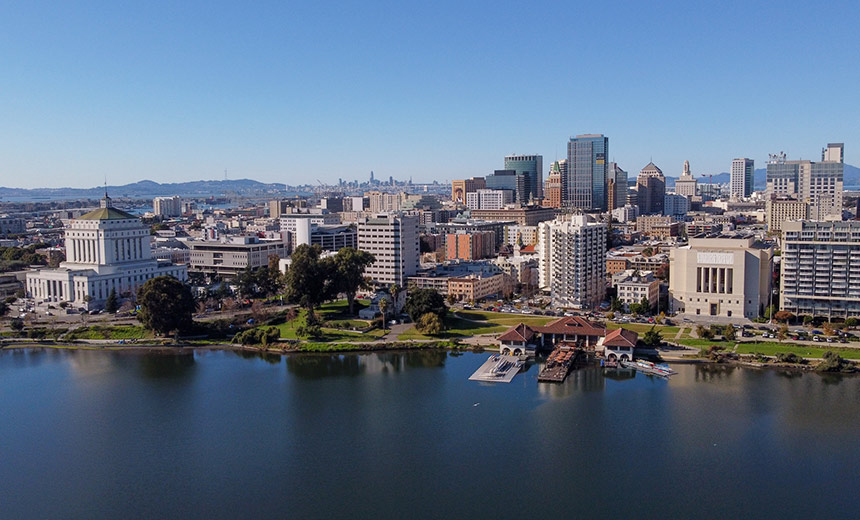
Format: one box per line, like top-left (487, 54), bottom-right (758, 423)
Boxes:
top-left (567, 134), bottom-right (608, 211)
top-left (503, 155), bottom-right (543, 203)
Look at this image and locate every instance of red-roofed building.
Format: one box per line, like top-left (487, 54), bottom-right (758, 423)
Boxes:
top-left (598, 328), bottom-right (639, 361)
top-left (498, 323), bottom-right (537, 356)
top-left (534, 316), bottom-right (605, 347)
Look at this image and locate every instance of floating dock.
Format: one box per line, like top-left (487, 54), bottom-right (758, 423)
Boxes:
top-left (537, 347), bottom-right (583, 383)
top-left (469, 354), bottom-right (523, 383)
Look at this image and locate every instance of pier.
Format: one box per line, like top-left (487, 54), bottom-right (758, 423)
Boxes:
top-left (537, 346), bottom-right (584, 383)
top-left (469, 354), bottom-right (523, 383)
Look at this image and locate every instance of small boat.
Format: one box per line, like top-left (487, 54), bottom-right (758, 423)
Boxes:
top-left (621, 360), bottom-right (674, 378)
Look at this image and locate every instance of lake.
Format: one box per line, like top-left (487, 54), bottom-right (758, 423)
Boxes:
top-left (1, 349), bottom-right (859, 519)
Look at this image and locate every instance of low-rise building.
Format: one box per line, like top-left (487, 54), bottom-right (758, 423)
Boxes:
top-left (613, 269), bottom-right (660, 312)
top-left (188, 236), bottom-right (288, 278)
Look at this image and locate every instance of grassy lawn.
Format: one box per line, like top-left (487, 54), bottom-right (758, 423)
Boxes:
top-left (735, 341), bottom-right (860, 360)
top-left (677, 338), bottom-right (731, 348)
top-left (398, 310), bottom-right (556, 340)
top-left (272, 307), bottom-right (384, 342)
top-left (65, 325), bottom-right (151, 340)
top-left (607, 322), bottom-right (680, 336)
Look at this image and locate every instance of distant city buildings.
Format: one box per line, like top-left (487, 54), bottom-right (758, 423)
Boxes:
top-left (466, 189), bottom-right (513, 210)
top-left (153, 196), bottom-right (182, 218)
top-left (636, 162), bottom-right (665, 215)
top-left (451, 178), bottom-right (486, 203)
top-left (730, 158), bottom-right (755, 199)
top-left (607, 162), bottom-right (628, 212)
top-left (445, 231), bottom-right (495, 261)
top-left (663, 193), bottom-right (690, 218)
top-left (504, 154), bottom-right (543, 202)
top-left (765, 197), bottom-right (808, 234)
top-left (543, 161), bottom-right (564, 209)
top-left (568, 134), bottom-right (609, 211)
top-left (765, 143), bottom-right (844, 221)
top-left (675, 160), bottom-right (698, 198)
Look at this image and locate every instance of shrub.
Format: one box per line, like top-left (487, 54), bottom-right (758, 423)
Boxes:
top-left (775, 352), bottom-right (806, 365)
top-left (232, 327), bottom-right (280, 346)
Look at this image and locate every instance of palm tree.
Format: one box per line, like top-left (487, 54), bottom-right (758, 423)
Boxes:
top-left (379, 296), bottom-right (389, 332)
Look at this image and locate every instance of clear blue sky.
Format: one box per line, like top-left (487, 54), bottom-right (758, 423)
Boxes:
top-left (1, 0), bottom-right (857, 188)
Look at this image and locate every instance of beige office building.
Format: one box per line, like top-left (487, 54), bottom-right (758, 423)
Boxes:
top-left (765, 198), bottom-right (809, 233)
top-left (669, 236), bottom-right (773, 319)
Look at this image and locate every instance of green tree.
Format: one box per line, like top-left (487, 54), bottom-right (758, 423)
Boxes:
top-left (0, 300), bottom-right (8, 317)
top-left (777, 324), bottom-right (788, 342)
top-left (10, 318), bottom-right (24, 331)
top-left (331, 247), bottom-right (375, 315)
top-left (723, 325), bottom-right (736, 341)
top-left (104, 288), bottom-right (119, 313)
top-left (845, 317), bottom-right (858, 329)
top-left (638, 296), bottom-right (652, 316)
top-left (404, 288), bottom-right (447, 323)
top-left (136, 276), bottom-right (195, 337)
top-left (417, 312), bottom-right (443, 335)
top-left (284, 244), bottom-right (332, 322)
top-left (642, 326), bottom-right (662, 348)
top-left (610, 297), bottom-right (623, 312)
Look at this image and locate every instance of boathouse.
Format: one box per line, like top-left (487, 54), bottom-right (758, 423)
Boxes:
top-left (498, 323), bottom-right (537, 356)
top-left (597, 328), bottom-right (639, 361)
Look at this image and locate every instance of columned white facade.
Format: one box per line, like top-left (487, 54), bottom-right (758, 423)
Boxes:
top-left (26, 195), bottom-right (187, 308)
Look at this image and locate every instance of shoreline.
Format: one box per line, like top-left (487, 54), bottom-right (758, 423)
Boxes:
top-left (2, 340), bottom-right (856, 375)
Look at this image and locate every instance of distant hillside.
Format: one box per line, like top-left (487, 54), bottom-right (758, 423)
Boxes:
top-left (666, 164), bottom-right (859, 188)
top-left (0, 179), bottom-right (289, 200)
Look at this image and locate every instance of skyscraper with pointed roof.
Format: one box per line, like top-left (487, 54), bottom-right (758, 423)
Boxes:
top-left (636, 162), bottom-right (665, 215)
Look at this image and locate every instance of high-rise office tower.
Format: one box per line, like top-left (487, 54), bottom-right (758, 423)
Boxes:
top-left (607, 162), bottom-right (628, 210)
top-left (731, 158), bottom-right (755, 199)
top-left (766, 144), bottom-right (844, 221)
top-left (357, 214), bottom-right (419, 286)
top-left (636, 162), bottom-right (665, 215)
top-left (504, 154), bottom-right (543, 203)
top-left (675, 160), bottom-right (698, 197)
top-left (823, 143), bottom-right (844, 163)
top-left (567, 134), bottom-right (609, 211)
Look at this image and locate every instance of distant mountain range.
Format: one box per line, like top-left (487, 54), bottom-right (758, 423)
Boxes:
top-left (665, 163), bottom-right (860, 188)
top-left (0, 179), bottom-right (292, 200)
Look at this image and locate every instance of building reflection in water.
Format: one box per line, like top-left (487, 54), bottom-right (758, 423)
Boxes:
top-left (285, 350), bottom-right (447, 380)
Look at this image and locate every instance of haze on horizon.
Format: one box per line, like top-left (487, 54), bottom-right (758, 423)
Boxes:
top-left (1, 1), bottom-right (857, 189)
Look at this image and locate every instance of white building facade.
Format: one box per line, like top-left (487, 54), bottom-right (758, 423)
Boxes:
top-left (669, 236), bottom-right (772, 319)
top-left (26, 196), bottom-right (187, 308)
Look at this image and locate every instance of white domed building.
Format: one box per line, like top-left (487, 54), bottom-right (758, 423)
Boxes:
top-left (26, 194), bottom-right (187, 309)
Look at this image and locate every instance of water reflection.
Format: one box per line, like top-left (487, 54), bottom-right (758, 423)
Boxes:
top-left (285, 350), bottom-right (448, 379)
top-left (232, 349), bottom-right (283, 365)
top-left (694, 364), bottom-right (738, 382)
top-left (138, 352), bottom-right (196, 379)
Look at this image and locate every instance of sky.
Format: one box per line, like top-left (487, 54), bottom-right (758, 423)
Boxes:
top-left (1, 0), bottom-right (858, 188)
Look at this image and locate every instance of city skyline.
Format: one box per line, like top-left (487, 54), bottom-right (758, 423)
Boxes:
top-left (1, 1), bottom-right (858, 188)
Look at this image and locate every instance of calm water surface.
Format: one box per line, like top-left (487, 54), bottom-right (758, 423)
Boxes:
top-left (2, 349), bottom-right (859, 519)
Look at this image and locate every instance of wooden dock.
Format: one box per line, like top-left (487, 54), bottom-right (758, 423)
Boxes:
top-left (537, 346), bottom-right (583, 383)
